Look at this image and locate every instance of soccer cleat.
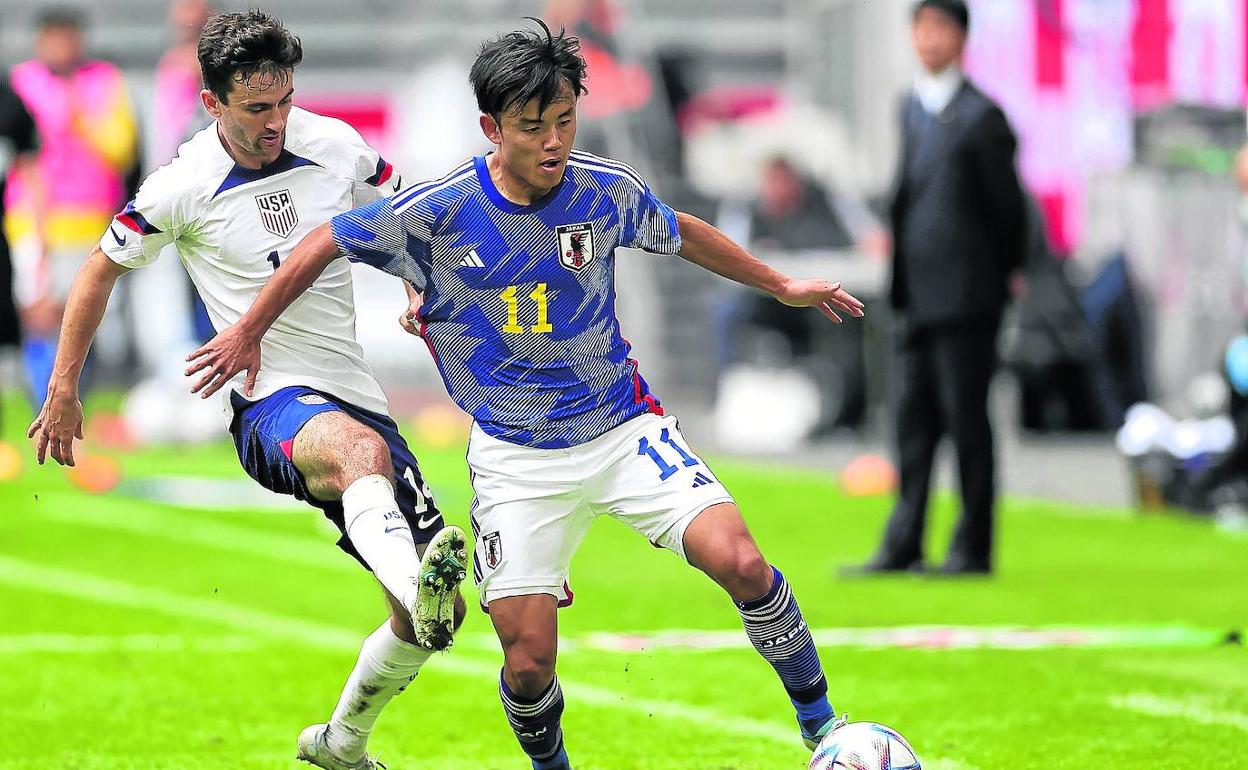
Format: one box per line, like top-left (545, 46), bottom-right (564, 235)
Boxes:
top-left (802, 712), bottom-right (848, 752)
top-left (296, 723), bottom-right (386, 770)
top-left (410, 524), bottom-right (468, 651)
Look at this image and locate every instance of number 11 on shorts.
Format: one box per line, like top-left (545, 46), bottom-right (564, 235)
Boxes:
top-left (637, 428), bottom-right (700, 481)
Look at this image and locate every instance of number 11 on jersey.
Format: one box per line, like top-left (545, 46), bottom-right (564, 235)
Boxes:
top-left (499, 283), bottom-right (554, 334)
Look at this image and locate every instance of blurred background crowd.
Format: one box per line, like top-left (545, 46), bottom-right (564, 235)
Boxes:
top-left (1, 0), bottom-right (1247, 542)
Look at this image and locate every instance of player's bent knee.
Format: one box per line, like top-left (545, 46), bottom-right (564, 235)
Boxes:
top-left (504, 647), bottom-right (557, 696)
top-left (501, 627), bottom-right (558, 695)
top-left (296, 420), bottom-right (394, 500)
top-left (727, 546), bottom-right (773, 601)
top-left (317, 433), bottom-right (391, 496)
top-left (343, 431), bottom-right (392, 476)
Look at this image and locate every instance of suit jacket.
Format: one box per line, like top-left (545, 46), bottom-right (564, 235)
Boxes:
top-left (888, 79), bottom-right (1026, 327)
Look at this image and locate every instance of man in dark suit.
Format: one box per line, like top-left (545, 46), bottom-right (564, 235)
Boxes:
top-left (857, 0), bottom-right (1026, 575)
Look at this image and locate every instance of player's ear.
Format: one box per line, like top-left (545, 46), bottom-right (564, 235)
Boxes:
top-left (479, 113), bottom-right (502, 146)
top-left (201, 89), bottom-right (223, 119)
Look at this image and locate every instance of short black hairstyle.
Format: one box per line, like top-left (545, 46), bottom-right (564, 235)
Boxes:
top-left (469, 17), bottom-right (588, 121)
top-left (197, 10), bottom-right (303, 104)
top-left (913, 0), bottom-right (970, 31)
top-left (36, 6), bottom-right (85, 31)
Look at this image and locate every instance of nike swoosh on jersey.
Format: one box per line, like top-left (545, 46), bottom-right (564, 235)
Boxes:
top-left (384, 526), bottom-right (410, 534)
top-left (416, 514), bottom-right (441, 529)
top-left (109, 226), bottom-right (127, 246)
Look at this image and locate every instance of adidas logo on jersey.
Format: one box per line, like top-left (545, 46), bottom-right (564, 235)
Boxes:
top-left (459, 249), bottom-right (486, 268)
top-left (691, 472), bottom-right (715, 489)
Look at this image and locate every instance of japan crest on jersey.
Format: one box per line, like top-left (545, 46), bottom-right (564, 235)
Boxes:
top-left (256, 189), bottom-right (299, 238)
top-left (556, 222), bottom-right (594, 273)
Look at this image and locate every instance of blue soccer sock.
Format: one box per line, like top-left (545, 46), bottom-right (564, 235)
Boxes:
top-left (499, 672), bottom-right (570, 770)
top-left (22, 336), bottom-right (56, 408)
top-left (736, 567), bottom-right (834, 730)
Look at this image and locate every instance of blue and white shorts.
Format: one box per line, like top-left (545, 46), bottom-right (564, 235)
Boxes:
top-left (229, 386), bottom-right (445, 569)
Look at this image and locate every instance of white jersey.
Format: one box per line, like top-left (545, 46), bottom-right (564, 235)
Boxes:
top-left (101, 107), bottom-right (402, 416)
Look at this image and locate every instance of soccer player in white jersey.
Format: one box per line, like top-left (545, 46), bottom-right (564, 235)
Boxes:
top-left (26, 11), bottom-right (466, 770)
top-left (190, 19), bottom-right (866, 770)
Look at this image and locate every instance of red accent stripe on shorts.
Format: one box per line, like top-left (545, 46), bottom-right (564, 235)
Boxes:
top-left (279, 438), bottom-right (295, 460)
top-left (627, 357), bottom-right (664, 416)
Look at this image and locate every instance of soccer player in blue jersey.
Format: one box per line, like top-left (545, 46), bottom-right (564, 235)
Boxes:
top-left (188, 19), bottom-right (864, 769)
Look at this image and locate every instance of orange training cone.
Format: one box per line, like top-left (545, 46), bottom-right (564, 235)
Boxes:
top-left (65, 454), bottom-right (123, 495)
top-left (840, 454), bottom-right (898, 497)
top-left (0, 441), bottom-right (22, 481)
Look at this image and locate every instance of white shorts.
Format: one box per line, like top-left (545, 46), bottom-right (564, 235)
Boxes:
top-left (468, 412), bottom-right (735, 608)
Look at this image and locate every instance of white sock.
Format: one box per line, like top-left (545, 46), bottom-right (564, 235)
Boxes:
top-left (342, 474), bottom-right (421, 609)
top-left (325, 621), bottom-right (433, 762)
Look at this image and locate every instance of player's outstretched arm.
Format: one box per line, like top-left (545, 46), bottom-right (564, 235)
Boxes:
top-left (27, 245), bottom-right (130, 466)
top-left (674, 211), bottom-right (865, 323)
top-left (185, 222), bottom-right (339, 398)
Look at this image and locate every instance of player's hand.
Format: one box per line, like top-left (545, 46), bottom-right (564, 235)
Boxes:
top-left (27, 382), bottom-right (84, 466)
top-left (185, 324), bottom-right (261, 399)
top-left (773, 278), bottom-right (865, 323)
top-left (399, 293), bottom-right (423, 337)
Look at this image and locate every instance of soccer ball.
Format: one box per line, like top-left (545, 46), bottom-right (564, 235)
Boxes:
top-left (808, 721), bottom-right (921, 770)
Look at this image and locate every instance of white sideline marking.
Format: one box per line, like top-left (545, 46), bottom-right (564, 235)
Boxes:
top-left (0, 555), bottom-right (365, 648)
top-left (117, 476), bottom-right (305, 512)
top-left (1109, 693), bottom-right (1248, 734)
top-left (1106, 659), bottom-right (1248, 693)
top-left (574, 625), bottom-right (1230, 653)
top-left (0, 556), bottom-right (797, 747)
top-left (0, 633), bottom-right (259, 654)
top-left (33, 504), bottom-right (356, 573)
top-left (30, 502), bottom-right (483, 603)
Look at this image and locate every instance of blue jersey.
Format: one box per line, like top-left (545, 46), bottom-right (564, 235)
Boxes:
top-left (331, 150), bottom-right (683, 449)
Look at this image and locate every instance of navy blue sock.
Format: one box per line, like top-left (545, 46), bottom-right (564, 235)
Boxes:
top-left (499, 672), bottom-right (569, 770)
top-left (736, 567), bottom-right (834, 727)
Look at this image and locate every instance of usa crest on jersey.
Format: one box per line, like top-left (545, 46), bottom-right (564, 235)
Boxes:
top-left (256, 189), bottom-right (298, 238)
top-left (556, 222), bottom-right (594, 273)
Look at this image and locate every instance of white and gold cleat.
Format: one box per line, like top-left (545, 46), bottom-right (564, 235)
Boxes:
top-left (409, 525), bottom-right (468, 651)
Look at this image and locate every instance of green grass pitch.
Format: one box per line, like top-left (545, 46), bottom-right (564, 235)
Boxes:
top-left (1, 399), bottom-right (1246, 769)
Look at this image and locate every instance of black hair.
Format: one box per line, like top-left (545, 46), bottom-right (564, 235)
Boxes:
top-left (913, 0), bottom-right (970, 31)
top-left (36, 6), bottom-right (85, 31)
top-left (469, 17), bottom-right (588, 121)
top-left (197, 10), bottom-right (303, 104)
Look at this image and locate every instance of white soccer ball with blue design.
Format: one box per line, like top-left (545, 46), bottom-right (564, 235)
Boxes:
top-left (808, 720), bottom-right (921, 770)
